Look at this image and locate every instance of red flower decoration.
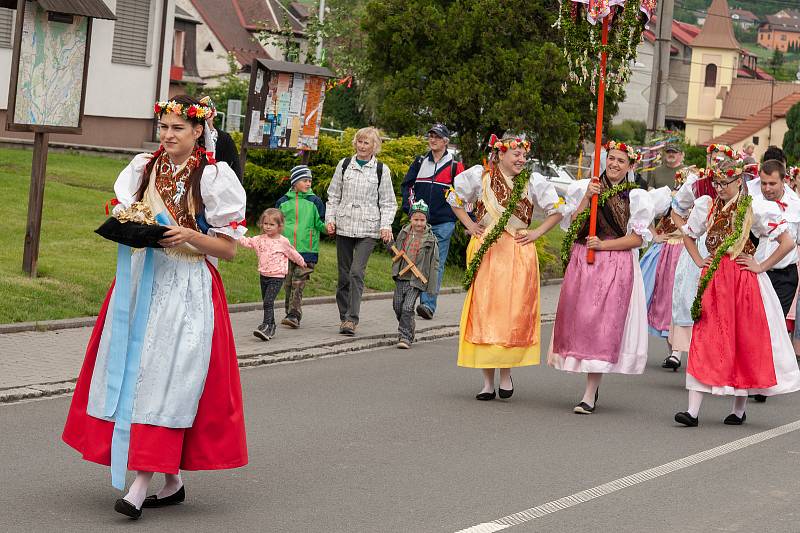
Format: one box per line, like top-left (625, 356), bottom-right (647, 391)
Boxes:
top-left (187, 106), bottom-right (197, 118)
top-left (500, 145), bottom-right (508, 152)
top-left (726, 169), bottom-right (735, 177)
top-left (229, 219), bottom-right (247, 230)
top-left (104, 198), bottom-right (120, 215)
top-left (154, 104), bottom-right (161, 114)
top-left (204, 150), bottom-right (216, 164)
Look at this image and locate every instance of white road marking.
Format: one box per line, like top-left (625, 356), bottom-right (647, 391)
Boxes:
top-left (455, 419), bottom-right (800, 533)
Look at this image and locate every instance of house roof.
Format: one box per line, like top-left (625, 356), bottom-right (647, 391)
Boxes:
top-left (764, 15), bottom-right (800, 33)
top-left (709, 92), bottom-right (800, 146)
top-left (190, 0), bottom-right (271, 66)
top-left (643, 19), bottom-right (700, 51)
top-left (236, 0), bottom-right (305, 34)
top-left (691, 0), bottom-right (740, 50)
top-left (730, 9), bottom-right (758, 23)
top-left (0, 0), bottom-right (115, 19)
top-left (175, 5), bottom-right (200, 24)
top-left (720, 79), bottom-right (800, 121)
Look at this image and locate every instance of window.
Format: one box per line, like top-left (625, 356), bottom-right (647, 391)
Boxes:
top-left (173, 30), bottom-right (184, 67)
top-left (0, 8), bottom-right (13, 48)
top-left (704, 63), bottom-right (717, 87)
top-left (112, 0), bottom-right (152, 65)
top-left (781, 34), bottom-right (787, 41)
top-left (204, 42), bottom-right (213, 52)
top-left (753, 136), bottom-right (759, 146)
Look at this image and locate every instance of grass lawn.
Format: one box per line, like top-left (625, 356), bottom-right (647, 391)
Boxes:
top-left (0, 146), bottom-right (565, 323)
top-left (741, 43), bottom-right (800, 81)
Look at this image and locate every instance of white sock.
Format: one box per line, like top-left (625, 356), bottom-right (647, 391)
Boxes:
top-left (732, 396), bottom-right (747, 418)
top-left (158, 472), bottom-right (183, 499)
top-left (123, 471), bottom-right (154, 509)
top-left (671, 350), bottom-right (681, 362)
top-left (687, 390), bottom-right (704, 418)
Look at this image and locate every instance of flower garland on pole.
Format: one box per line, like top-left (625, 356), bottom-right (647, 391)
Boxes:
top-left (554, 0), bottom-right (655, 264)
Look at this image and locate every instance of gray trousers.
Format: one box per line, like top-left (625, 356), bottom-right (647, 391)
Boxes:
top-left (393, 279), bottom-right (421, 343)
top-left (335, 235), bottom-right (378, 324)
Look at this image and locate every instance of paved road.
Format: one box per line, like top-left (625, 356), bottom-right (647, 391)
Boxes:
top-left (3, 325), bottom-right (800, 532)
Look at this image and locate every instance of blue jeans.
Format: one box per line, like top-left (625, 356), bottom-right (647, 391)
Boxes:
top-left (419, 220), bottom-right (456, 313)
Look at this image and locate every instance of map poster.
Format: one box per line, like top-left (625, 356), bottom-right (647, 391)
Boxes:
top-left (242, 60), bottom-right (333, 152)
top-left (7, 0), bottom-right (91, 132)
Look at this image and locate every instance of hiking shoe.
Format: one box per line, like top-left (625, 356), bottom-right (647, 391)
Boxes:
top-left (397, 339), bottom-right (411, 349)
top-left (416, 304), bottom-right (434, 320)
top-left (340, 321), bottom-right (356, 336)
top-left (282, 315), bottom-right (300, 329)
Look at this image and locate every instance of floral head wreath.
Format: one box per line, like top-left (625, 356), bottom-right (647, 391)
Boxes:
top-left (604, 140), bottom-right (642, 163)
top-left (674, 166), bottom-right (696, 187)
top-left (488, 134), bottom-right (531, 154)
top-left (789, 167), bottom-right (800, 181)
top-left (710, 160), bottom-right (745, 180)
top-left (706, 143), bottom-right (736, 159)
top-left (154, 100), bottom-right (213, 122)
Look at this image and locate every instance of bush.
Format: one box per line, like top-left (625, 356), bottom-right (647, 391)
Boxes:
top-left (683, 144), bottom-right (707, 168)
top-left (609, 120), bottom-right (647, 144)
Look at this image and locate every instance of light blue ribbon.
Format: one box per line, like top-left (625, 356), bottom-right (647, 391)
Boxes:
top-left (106, 212), bottom-right (169, 490)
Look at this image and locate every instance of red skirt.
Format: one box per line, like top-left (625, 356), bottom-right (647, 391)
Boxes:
top-left (62, 262), bottom-right (248, 474)
top-left (688, 256), bottom-right (777, 390)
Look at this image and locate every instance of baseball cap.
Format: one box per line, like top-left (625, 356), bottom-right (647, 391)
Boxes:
top-left (427, 123), bottom-right (451, 139)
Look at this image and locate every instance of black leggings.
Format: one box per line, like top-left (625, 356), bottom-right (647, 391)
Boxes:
top-left (260, 275), bottom-right (285, 326)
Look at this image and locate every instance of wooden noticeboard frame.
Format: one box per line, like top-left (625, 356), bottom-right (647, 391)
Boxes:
top-left (6, 0), bottom-right (93, 134)
top-left (240, 59), bottom-right (333, 169)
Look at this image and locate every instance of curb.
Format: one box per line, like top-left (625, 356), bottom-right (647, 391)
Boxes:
top-left (0, 279), bottom-right (562, 335)
top-left (0, 313), bottom-right (557, 405)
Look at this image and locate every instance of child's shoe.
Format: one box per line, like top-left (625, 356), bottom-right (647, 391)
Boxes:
top-left (396, 339), bottom-right (411, 349)
top-left (281, 315), bottom-right (300, 329)
top-left (253, 323), bottom-right (276, 341)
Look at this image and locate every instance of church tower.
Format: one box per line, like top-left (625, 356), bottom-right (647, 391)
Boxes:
top-left (684, 0), bottom-right (741, 144)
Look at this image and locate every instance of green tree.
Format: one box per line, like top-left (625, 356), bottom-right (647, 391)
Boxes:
top-left (769, 49), bottom-right (786, 75)
top-left (784, 102), bottom-right (800, 165)
top-left (362, 0), bottom-right (620, 165)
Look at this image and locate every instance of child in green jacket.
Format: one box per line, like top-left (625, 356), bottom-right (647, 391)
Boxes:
top-left (276, 165), bottom-right (328, 328)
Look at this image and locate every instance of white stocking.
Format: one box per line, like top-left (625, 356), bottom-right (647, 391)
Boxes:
top-left (158, 472), bottom-right (183, 498)
top-left (687, 390), bottom-right (704, 417)
top-left (732, 396), bottom-right (747, 417)
top-left (123, 471), bottom-right (154, 509)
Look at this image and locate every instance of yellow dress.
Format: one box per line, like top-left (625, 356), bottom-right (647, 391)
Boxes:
top-left (457, 232), bottom-right (541, 368)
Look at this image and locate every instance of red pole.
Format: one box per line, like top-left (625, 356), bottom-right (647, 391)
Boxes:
top-left (587, 15), bottom-right (610, 264)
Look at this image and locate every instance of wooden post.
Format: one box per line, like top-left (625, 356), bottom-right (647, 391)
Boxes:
top-left (586, 15), bottom-right (610, 265)
top-left (22, 132), bottom-right (49, 277)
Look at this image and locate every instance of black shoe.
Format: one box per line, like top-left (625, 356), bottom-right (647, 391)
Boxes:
top-left (475, 390), bottom-right (496, 401)
top-left (573, 402), bottom-right (595, 414)
top-left (662, 355), bottom-right (681, 371)
top-left (416, 304), bottom-right (434, 320)
top-left (142, 485), bottom-right (185, 508)
top-left (498, 378), bottom-right (514, 399)
top-left (114, 498), bottom-right (142, 519)
top-left (723, 413), bottom-right (746, 425)
top-left (253, 324), bottom-right (270, 341)
top-left (340, 321), bottom-right (355, 336)
top-left (674, 411), bottom-right (698, 427)
top-left (752, 394), bottom-right (767, 403)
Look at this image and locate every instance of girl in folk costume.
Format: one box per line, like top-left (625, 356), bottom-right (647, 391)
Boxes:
top-left (549, 141), bottom-right (656, 414)
top-left (446, 134), bottom-right (564, 400)
top-left (62, 95), bottom-right (248, 519)
top-left (639, 168), bottom-right (692, 361)
top-left (665, 147), bottom-right (731, 371)
top-left (674, 158), bottom-right (800, 427)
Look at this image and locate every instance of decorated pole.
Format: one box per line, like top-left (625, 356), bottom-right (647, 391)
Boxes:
top-left (586, 16), bottom-right (609, 265)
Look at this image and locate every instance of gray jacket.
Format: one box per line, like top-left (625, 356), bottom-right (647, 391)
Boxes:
top-left (391, 224), bottom-right (440, 293)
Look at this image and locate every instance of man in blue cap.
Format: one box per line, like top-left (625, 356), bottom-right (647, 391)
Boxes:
top-left (401, 123), bottom-right (464, 319)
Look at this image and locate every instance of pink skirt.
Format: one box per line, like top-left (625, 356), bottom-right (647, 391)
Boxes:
top-left (647, 242), bottom-right (683, 334)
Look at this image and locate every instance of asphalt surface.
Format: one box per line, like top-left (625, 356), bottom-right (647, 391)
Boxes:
top-left (2, 324), bottom-right (800, 532)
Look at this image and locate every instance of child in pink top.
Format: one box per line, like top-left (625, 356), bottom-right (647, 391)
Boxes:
top-left (239, 208), bottom-right (306, 340)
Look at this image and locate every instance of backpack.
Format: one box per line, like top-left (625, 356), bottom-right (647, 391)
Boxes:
top-left (342, 157), bottom-right (384, 186)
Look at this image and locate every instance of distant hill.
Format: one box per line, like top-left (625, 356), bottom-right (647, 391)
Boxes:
top-left (676, 0), bottom-right (798, 23)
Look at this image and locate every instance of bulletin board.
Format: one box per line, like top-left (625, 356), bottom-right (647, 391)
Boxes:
top-left (242, 59), bottom-right (333, 152)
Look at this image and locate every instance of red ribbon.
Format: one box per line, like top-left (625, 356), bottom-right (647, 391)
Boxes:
top-left (105, 198), bottom-right (120, 215)
top-left (768, 220), bottom-right (785, 234)
top-left (775, 200), bottom-right (788, 211)
top-left (229, 219), bottom-right (246, 230)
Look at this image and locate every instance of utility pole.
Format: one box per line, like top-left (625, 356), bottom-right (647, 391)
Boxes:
top-left (768, 78), bottom-right (776, 145)
top-left (647, 0), bottom-right (675, 133)
top-left (315, 0), bottom-right (326, 63)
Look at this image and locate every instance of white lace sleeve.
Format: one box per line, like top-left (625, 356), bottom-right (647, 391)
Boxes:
top-left (671, 172), bottom-right (699, 218)
top-left (751, 199), bottom-right (788, 241)
top-left (200, 162), bottom-right (247, 239)
top-left (528, 173), bottom-right (565, 216)
top-left (112, 153), bottom-right (152, 215)
top-left (446, 165), bottom-right (483, 208)
top-left (649, 186), bottom-right (673, 217)
top-left (627, 188), bottom-right (656, 245)
top-left (681, 195), bottom-right (713, 239)
top-left (559, 179), bottom-right (590, 230)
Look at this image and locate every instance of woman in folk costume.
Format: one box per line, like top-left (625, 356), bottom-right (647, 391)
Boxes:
top-left (674, 157), bottom-right (800, 427)
top-left (446, 134), bottom-right (564, 400)
top-left (639, 168), bottom-right (692, 358)
top-left (62, 95), bottom-right (248, 519)
top-left (549, 141), bottom-right (656, 414)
